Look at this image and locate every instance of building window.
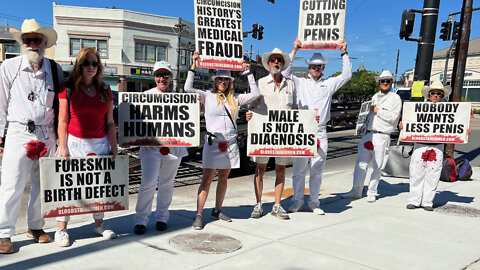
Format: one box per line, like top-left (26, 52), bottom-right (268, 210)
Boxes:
top-left (4, 44), bottom-right (20, 59)
top-left (135, 43), bottom-right (167, 62)
top-left (70, 38), bottom-right (108, 58)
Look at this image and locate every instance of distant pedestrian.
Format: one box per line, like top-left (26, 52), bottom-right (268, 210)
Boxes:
top-left (0, 19), bottom-right (63, 253)
top-left (285, 38), bottom-right (352, 215)
top-left (55, 47), bottom-right (117, 246)
top-left (186, 52), bottom-right (259, 230)
top-left (133, 61), bottom-right (188, 234)
top-left (342, 70), bottom-right (401, 202)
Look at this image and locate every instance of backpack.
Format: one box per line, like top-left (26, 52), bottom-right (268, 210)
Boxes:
top-left (456, 159), bottom-right (473, 181)
top-left (440, 154), bottom-right (457, 182)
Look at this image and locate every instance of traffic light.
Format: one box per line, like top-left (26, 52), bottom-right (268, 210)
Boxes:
top-left (252, 24), bottom-right (258, 39)
top-left (452, 22), bottom-right (461, 40)
top-left (399, 10), bottom-right (415, 39)
top-left (439, 21), bottom-right (452, 41)
top-left (258, 25), bottom-right (264, 40)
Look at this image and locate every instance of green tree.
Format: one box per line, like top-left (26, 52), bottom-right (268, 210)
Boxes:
top-left (331, 70), bottom-right (379, 102)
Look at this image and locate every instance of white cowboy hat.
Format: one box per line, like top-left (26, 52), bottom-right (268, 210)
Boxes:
top-left (10, 19), bottom-right (57, 48)
top-left (261, 48), bottom-right (291, 71)
top-left (421, 81), bottom-right (452, 99)
top-left (374, 70), bottom-right (396, 83)
top-left (306, 53), bottom-right (329, 65)
top-left (211, 69), bottom-right (234, 81)
top-left (153, 61), bottom-right (172, 74)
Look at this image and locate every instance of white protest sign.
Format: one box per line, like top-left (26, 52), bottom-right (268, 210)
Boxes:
top-left (195, 0), bottom-right (244, 70)
top-left (118, 92), bottom-right (200, 147)
top-left (247, 110), bottom-right (317, 157)
top-left (399, 102), bottom-right (471, 144)
top-left (355, 100), bottom-right (372, 136)
top-left (298, 0), bottom-right (347, 50)
top-left (40, 156), bottom-right (129, 218)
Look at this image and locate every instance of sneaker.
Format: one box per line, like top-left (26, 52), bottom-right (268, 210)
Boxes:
top-left (192, 215), bottom-right (203, 230)
top-left (55, 229), bottom-right (70, 247)
top-left (307, 201), bottom-right (325, 215)
top-left (94, 224), bottom-right (117, 239)
top-left (134, 224), bottom-right (146, 235)
top-left (366, 194), bottom-right (376, 203)
top-left (26, 228), bottom-right (51, 243)
top-left (271, 204), bottom-right (290, 220)
top-left (0, 238), bottom-right (13, 254)
top-left (250, 203), bottom-right (263, 219)
top-left (156, 222), bottom-right (167, 231)
top-left (423, 206), bottom-right (434, 211)
top-left (341, 189), bottom-right (362, 199)
top-left (288, 200), bottom-right (304, 213)
top-left (211, 209), bottom-right (232, 222)
top-left (406, 204), bottom-right (418, 210)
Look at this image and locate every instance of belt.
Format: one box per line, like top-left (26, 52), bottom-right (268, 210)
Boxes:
top-left (9, 121), bottom-right (52, 134)
top-left (368, 130), bottom-right (389, 135)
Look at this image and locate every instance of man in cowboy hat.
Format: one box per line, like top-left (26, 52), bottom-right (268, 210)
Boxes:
top-left (248, 48), bottom-right (296, 220)
top-left (342, 70), bottom-right (402, 202)
top-left (0, 19), bottom-right (63, 253)
top-left (284, 39), bottom-right (351, 215)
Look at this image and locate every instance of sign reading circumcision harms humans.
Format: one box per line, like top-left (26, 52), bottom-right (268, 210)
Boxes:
top-left (195, 0), bottom-right (243, 70)
top-left (40, 156), bottom-right (129, 218)
top-left (118, 92), bottom-right (200, 147)
top-left (248, 110), bottom-right (317, 157)
top-left (399, 102), bottom-right (471, 144)
top-left (298, 0), bottom-right (347, 49)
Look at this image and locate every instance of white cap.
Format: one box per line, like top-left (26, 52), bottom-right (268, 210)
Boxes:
top-left (153, 61), bottom-right (172, 73)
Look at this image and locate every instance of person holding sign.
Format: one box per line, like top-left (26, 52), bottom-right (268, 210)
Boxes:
top-left (133, 61), bottom-right (188, 234)
top-left (342, 70), bottom-right (401, 202)
top-left (0, 19), bottom-right (63, 253)
top-left (400, 82), bottom-right (471, 211)
top-left (285, 39), bottom-right (351, 215)
top-left (55, 47), bottom-right (117, 247)
top-left (247, 48), bottom-right (297, 220)
top-left (186, 52), bottom-right (259, 230)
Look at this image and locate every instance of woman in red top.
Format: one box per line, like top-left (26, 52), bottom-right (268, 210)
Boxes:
top-left (55, 47), bottom-right (118, 247)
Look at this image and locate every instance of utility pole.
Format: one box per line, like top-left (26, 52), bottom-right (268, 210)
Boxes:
top-left (445, 0), bottom-right (473, 157)
top-left (394, 49), bottom-right (400, 88)
top-left (175, 17), bottom-right (186, 92)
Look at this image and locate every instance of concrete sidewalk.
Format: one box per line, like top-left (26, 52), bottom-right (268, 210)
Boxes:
top-left (1, 166), bottom-right (480, 270)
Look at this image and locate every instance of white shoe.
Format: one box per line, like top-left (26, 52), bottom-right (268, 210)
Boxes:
top-left (288, 200), bottom-right (304, 213)
top-left (367, 194), bottom-right (376, 203)
top-left (341, 189), bottom-right (362, 199)
top-left (307, 201), bottom-right (325, 215)
top-left (55, 229), bottom-right (70, 247)
top-left (94, 224), bottom-right (116, 239)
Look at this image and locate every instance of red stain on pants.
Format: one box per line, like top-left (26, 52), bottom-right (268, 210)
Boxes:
top-left (25, 140), bottom-right (47, 160)
top-left (159, 147), bottom-right (170, 156)
top-left (421, 149), bottom-right (437, 162)
top-left (364, 141), bottom-right (374, 151)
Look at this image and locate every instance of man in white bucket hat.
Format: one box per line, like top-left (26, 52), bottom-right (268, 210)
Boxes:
top-left (248, 48), bottom-right (296, 220)
top-left (342, 70), bottom-right (402, 202)
top-left (0, 19), bottom-right (63, 253)
top-left (284, 39), bottom-right (351, 215)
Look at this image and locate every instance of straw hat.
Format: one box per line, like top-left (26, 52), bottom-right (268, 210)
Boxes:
top-left (10, 19), bottom-right (57, 48)
top-left (261, 48), bottom-right (291, 71)
top-left (421, 81), bottom-right (452, 99)
top-left (374, 70), bottom-right (396, 83)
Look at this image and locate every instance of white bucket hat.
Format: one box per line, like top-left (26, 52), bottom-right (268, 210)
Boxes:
top-left (374, 70), bottom-right (396, 83)
top-left (211, 69), bottom-right (234, 81)
top-left (306, 53), bottom-right (329, 65)
top-left (261, 48), bottom-right (291, 71)
top-left (10, 19), bottom-right (57, 48)
top-left (421, 81), bottom-right (452, 99)
top-left (153, 61), bottom-right (172, 74)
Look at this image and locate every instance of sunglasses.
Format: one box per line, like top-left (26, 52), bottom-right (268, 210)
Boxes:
top-left (82, 60), bottom-right (99, 68)
top-left (155, 73), bottom-right (171, 79)
top-left (269, 57), bottom-right (284, 63)
top-left (216, 77), bottom-right (231, 83)
top-left (379, 79), bottom-right (392, 84)
top-left (309, 64), bottom-right (325, 70)
top-left (22, 37), bottom-right (43, 45)
top-left (429, 91), bottom-right (444, 97)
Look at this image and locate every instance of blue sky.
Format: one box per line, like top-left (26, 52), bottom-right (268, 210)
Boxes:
top-left (1, 0), bottom-right (478, 77)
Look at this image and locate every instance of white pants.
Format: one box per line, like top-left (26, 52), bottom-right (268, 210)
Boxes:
top-left (291, 133), bottom-right (328, 207)
top-left (408, 143), bottom-right (444, 207)
top-left (351, 133), bottom-right (390, 196)
top-left (56, 134), bottom-right (110, 223)
top-left (0, 123), bottom-right (56, 237)
top-left (134, 151), bottom-right (182, 225)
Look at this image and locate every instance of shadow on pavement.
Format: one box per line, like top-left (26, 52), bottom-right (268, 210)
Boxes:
top-left (433, 190), bottom-right (475, 207)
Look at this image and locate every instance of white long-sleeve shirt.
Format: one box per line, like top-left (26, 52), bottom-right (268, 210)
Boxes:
top-left (250, 74), bottom-right (297, 114)
top-left (367, 91), bottom-right (402, 134)
top-left (184, 70), bottom-right (259, 135)
top-left (284, 54), bottom-right (352, 128)
top-left (0, 55), bottom-right (63, 137)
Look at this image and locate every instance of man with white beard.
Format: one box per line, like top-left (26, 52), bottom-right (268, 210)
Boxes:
top-left (0, 19), bottom-right (63, 253)
top-left (248, 48), bottom-right (297, 220)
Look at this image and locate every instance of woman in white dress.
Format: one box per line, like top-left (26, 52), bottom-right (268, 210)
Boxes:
top-left (185, 52), bottom-right (259, 230)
